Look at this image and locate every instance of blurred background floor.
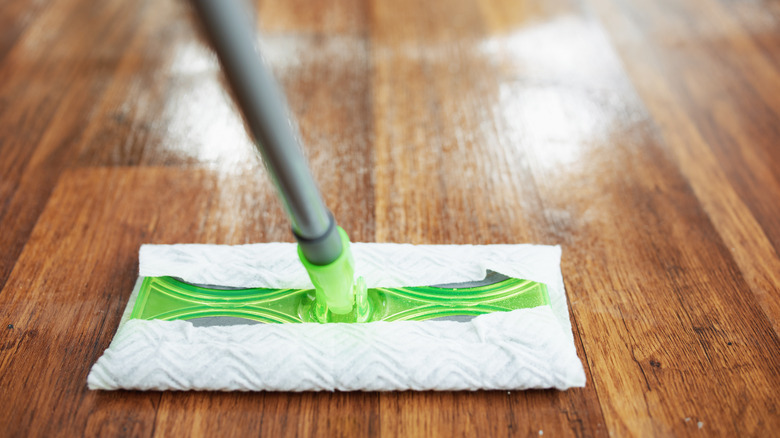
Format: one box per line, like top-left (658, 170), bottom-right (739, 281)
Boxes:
top-left (1, 0), bottom-right (779, 436)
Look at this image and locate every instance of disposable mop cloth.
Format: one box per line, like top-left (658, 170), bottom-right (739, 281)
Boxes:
top-left (88, 243), bottom-right (586, 391)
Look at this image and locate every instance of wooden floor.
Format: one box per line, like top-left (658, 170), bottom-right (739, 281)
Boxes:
top-left (1, 0), bottom-right (779, 436)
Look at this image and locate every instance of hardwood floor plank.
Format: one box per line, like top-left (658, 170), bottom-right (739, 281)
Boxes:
top-left (0, 0), bottom-right (156, 292)
top-left (153, 392), bottom-right (379, 437)
top-left (369, 0), bottom-right (780, 435)
top-left (585, 0), bottom-right (780, 334)
top-left (371, 0), bottom-right (538, 244)
top-left (0, 0), bottom-right (112, 219)
top-left (0, 0), bottom-right (48, 63)
top-left (74, 0), bottom-right (202, 167)
top-left (0, 167), bottom-right (209, 436)
top-left (715, 0), bottom-right (780, 70)
top-left (257, 0), bottom-right (369, 34)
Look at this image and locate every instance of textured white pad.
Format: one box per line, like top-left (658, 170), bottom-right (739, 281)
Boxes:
top-left (88, 243), bottom-right (586, 391)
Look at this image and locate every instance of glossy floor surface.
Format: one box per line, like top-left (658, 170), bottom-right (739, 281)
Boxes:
top-left (2, 0), bottom-right (780, 436)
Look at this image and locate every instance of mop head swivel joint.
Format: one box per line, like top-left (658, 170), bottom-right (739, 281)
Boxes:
top-left (297, 227), bottom-right (368, 322)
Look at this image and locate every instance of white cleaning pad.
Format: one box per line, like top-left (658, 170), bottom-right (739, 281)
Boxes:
top-left (88, 243), bottom-right (586, 391)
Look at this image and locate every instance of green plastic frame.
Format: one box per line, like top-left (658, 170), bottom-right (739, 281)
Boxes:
top-left (129, 275), bottom-right (551, 323)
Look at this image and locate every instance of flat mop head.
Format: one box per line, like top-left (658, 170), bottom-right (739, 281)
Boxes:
top-left (88, 243), bottom-right (585, 392)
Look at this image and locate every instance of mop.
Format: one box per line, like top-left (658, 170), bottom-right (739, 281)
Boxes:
top-left (88, 0), bottom-right (585, 391)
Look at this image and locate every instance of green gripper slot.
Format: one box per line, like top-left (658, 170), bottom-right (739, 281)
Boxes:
top-left (130, 275), bottom-right (551, 323)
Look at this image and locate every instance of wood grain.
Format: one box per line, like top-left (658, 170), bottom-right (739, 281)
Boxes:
top-left (584, 0), bottom-right (780, 338)
top-left (1, 0), bottom-right (779, 436)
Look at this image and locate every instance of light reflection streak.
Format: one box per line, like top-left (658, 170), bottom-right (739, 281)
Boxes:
top-left (162, 41), bottom-right (259, 173)
top-left (482, 16), bottom-right (627, 171)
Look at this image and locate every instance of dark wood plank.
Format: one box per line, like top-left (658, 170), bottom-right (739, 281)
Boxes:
top-left (0, 0), bottom-right (153, 291)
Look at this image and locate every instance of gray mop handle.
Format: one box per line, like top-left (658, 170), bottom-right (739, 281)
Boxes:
top-left (189, 0), bottom-right (343, 265)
